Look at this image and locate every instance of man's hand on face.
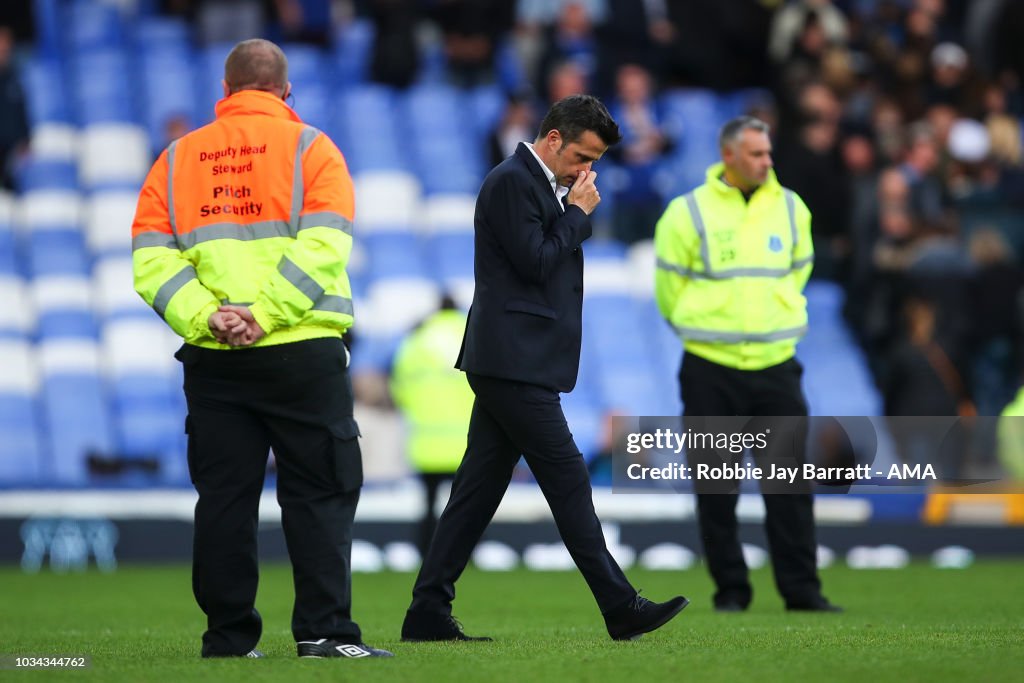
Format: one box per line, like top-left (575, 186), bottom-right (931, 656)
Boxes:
top-left (566, 170), bottom-right (600, 215)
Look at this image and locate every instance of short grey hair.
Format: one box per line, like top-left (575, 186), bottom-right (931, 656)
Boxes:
top-left (719, 116), bottom-right (770, 150)
top-left (224, 39), bottom-right (288, 95)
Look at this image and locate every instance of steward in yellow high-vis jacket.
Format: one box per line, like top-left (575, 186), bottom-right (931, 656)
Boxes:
top-left (654, 154), bottom-right (813, 371)
top-left (131, 39), bottom-right (391, 660)
top-left (389, 297), bottom-right (473, 555)
top-left (654, 116), bottom-right (840, 614)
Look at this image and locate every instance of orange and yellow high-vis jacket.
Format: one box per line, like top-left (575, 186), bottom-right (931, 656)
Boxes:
top-left (131, 90), bottom-right (355, 349)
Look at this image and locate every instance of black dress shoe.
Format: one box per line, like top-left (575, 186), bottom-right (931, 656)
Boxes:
top-left (786, 597), bottom-right (843, 613)
top-left (401, 610), bottom-right (492, 642)
top-left (604, 593), bottom-right (689, 641)
top-left (297, 639), bottom-right (394, 658)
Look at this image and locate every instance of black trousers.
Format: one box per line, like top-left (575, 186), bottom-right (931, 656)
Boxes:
top-left (410, 373), bottom-right (635, 614)
top-left (680, 352), bottom-right (822, 608)
top-left (177, 337), bottom-right (363, 656)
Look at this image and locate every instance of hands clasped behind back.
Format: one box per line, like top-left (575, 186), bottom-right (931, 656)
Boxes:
top-left (208, 305), bottom-right (266, 347)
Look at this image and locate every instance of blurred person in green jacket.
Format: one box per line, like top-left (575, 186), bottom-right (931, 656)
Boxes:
top-left (391, 295), bottom-right (474, 555)
top-left (997, 387), bottom-right (1024, 481)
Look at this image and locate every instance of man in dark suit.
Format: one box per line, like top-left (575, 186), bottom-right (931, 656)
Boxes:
top-left (401, 95), bottom-right (688, 642)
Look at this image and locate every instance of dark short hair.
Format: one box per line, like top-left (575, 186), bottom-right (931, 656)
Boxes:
top-left (224, 39), bottom-right (288, 95)
top-left (537, 94), bottom-right (621, 148)
top-left (718, 116), bottom-right (770, 150)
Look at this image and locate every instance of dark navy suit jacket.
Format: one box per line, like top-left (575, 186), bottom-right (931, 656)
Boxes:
top-left (456, 142), bottom-right (592, 393)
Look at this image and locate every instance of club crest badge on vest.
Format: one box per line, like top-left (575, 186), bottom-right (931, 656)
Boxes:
top-left (768, 235), bottom-right (783, 253)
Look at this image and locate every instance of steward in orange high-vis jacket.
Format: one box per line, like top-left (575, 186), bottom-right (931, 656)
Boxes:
top-left (132, 74), bottom-right (354, 348)
top-left (131, 39), bottom-right (392, 661)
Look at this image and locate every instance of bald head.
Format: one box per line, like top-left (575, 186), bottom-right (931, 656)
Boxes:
top-left (223, 39), bottom-right (289, 97)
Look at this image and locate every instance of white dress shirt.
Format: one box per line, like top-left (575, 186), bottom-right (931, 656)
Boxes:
top-left (525, 142), bottom-right (569, 211)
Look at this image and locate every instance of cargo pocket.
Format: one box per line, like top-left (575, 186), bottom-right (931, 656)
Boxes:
top-left (329, 417), bottom-right (363, 493)
top-left (184, 415), bottom-right (197, 484)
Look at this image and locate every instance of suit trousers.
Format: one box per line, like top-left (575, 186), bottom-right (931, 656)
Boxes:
top-left (177, 337), bottom-right (362, 656)
top-left (410, 373), bottom-right (635, 614)
top-left (680, 352), bottom-right (821, 608)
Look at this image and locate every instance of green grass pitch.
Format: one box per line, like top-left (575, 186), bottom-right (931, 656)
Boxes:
top-left (1, 561), bottom-right (1022, 682)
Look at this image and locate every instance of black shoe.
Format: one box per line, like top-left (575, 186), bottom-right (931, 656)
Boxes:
top-left (604, 592), bottom-right (689, 641)
top-left (401, 610), bottom-right (492, 642)
top-left (714, 601), bottom-right (748, 613)
top-left (296, 639), bottom-right (394, 658)
top-left (786, 597), bottom-right (843, 613)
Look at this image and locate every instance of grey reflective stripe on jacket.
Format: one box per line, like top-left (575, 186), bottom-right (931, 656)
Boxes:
top-left (671, 323), bottom-right (808, 343)
top-left (670, 188), bottom-right (805, 279)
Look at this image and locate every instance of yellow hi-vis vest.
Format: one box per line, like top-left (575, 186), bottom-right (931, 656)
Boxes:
top-left (654, 163), bottom-right (814, 370)
top-left (390, 309), bottom-right (473, 473)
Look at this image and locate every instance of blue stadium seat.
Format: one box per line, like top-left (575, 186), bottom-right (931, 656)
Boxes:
top-left (0, 229), bottom-right (19, 276)
top-left (418, 162), bottom-right (482, 196)
top-left (718, 88), bottom-right (774, 120)
top-left (0, 339), bottom-right (44, 484)
top-left (65, 0), bottom-right (126, 53)
top-left (141, 53), bottom-right (201, 153)
top-left (198, 43), bottom-right (236, 124)
top-left (115, 399), bottom-right (182, 456)
top-left (805, 280), bottom-right (845, 323)
top-left (661, 89), bottom-right (720, 131)
top-left (413, 137), bottom-right (484, 195)
top-left (42, 372), bottom-right (115, 484)
top-left (25, 229), bottom-right (90, 278)
top-left (134, 16), bottom-right (191, 52)
top-left (663, 156), bottom-right (712, 199)
top-left (281, 43), bottom-right (328, 87)
top-left (364, 232), bottom-right (429, 281)
top-left (404, 85), bottom-right (462, 135)
top-left (336, 87), bottom-right (406, 172)
top-left (494, 38), bottom-right (527, 94)
top-left (0, 280), bottom-right (31, 327)
top-left (467, 84), bottom-right (507, 145)
top-left (633, 297), bottom-right (682, 380)
top-left (343, 140), bottom-right (406, 175)
top-left (32, 273), bottom-right (98, 341)
top-left (21, 58), bottom-right (71, 125)
top-left (425, 233), bottom-right (475, 283)
top-left (340, 85), bottom-right (397, 127)
top-left (332, 19), bottom-right (373, 87)
top-left (584, 295), bottom-right (645, 355)
top-left (0, 393), bottom-right (43, 484)
top-left (585, 239), bottom-right (628, 261)
top-left (71, 49), bottom-right (140, 125)
top-left (97, 317), bottom-right (183, 475)
top-left (16, 160), bottom-right (79, 192)
top-left (350, 332), bottom-right (402, 374)
top-left (107, 371), bottom-right (183, 468)
top-left (37, 311), bottom-right (97, 341)
top-left (291, 82), bottom-right (332, 134)
top-left (416, 40), bottom-right (448, 86)
top-left (32, 0), bottom-right (62, 58)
